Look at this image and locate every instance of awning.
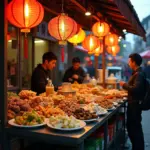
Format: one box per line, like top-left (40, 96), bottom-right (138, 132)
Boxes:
top-left (90, 0), bottom-right (146, 41)
top-left (39, 0), bottom-right (146, 40)
top-left (140, 50), bottom-right (150, 59)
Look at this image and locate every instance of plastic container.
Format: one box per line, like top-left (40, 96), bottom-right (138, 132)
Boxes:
top-left (46, 80), bottom-right (54, 96)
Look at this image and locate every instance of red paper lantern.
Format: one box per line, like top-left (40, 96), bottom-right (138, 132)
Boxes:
top-left (48, 13), bottom-right (78, 44)
top-left (6, 0), bottom-right (44, 33)
top-left (105, 33), bottom-right (119, 46)
top-left (82, 35), bottom-right (99, 54)
top-left (107, 45), bottom-right (120, 56)
top-left (6, 0), bottom-right (44, 59)
top-left (92, 21), bottom-right (110, 37)
top-left (94, 42), bottom-right (103, 56)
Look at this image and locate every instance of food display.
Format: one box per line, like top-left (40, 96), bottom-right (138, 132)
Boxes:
top-left (14, 111), bottom-right (44, 126)
top-left (29, 96), bottom-right (54, 108)
top-left (52, 94), bottom-right (65, 105)
top-left (7, 92), bottom-right (19, 101)
top-left (19, 90), bottom-right (36, 99)
top-left (7, 86), bottom-right (126, 130)
top-left (58, 100), bottom-right (80, 116)
top-left (73, 108), bottom-right (98, 120)
top-left (83, 103), bottom-right (107, 115)
top-left (48, 115), bottom-right (81, 129)
top-left (8, 97), bottom-right (32, 120)
top-left (95, 99), bottom-right (114, 109)
top-left (76, 93), bottom-right (94, 104)
top-left (34, 106), bottom-right (65, 117)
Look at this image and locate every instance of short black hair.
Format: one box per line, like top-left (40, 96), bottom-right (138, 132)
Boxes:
top-left (72, 57), bottom-right (80, 63)
top-left (129, 53), bottom-right (142, 66)
top-left (42, 52), bottom-right (57, 63)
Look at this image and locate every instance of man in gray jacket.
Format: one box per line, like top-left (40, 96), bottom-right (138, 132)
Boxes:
top-left (120, 53), bottom-right (145, 150)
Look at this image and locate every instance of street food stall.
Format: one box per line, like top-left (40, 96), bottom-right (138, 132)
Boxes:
top-left (0, 0), bottom-right (146, 150)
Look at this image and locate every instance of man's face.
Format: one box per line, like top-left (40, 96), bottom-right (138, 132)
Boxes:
top-left (73, 62), bottom-right (80, 70)
top-left (128, 58), bottom-right (135, 70)
top-left (45, 60), bottom-right (57, 70)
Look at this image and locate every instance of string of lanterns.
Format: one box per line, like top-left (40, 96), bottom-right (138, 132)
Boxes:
top-left (6, 0), bottom-right (121, 58)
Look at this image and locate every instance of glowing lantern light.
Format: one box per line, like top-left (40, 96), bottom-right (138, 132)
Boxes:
top-left (48, 13), bottom-right (78, 45)
top-left (92, 21), bottom-right (110, 37)
top-left (105, 33), bottom-right (119, 46)
top-left (68, 28), bottom-right (86, 45)
top-left (82, 35), bottom-right (99, 54)
top-left (107, 45), bottom-right (120, 56)
top-left (6, 0), bottom-right (44, 33)
top-left (6, 0), bottom-right (44, 59)
top-left (94, 42), bottom-right (103, 56)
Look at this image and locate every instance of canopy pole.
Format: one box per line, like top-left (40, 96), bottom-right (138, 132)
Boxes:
top-left (95, 55), bottom-right (98, 79)
top-left (102, 37), bottom-right (106, 88)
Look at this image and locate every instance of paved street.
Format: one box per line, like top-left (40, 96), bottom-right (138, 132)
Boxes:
top-left (142, 110), bottom-right (150, 150)
top-left (124, 110), bottom-right (150, 150)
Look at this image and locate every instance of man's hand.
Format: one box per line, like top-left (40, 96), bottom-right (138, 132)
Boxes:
top-left (72, 74), bottom-right (79, 79)
top-left (58, 86), bottom-right (62, 90)
top-left (119, 81), bottom-right (126, 87)
top-left (68, 78), bottom-right (73, 82)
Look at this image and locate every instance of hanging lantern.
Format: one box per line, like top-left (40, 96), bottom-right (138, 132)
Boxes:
top-left (68, 28), bottom-right (86, 45)
top-left (48, 13), bottom-right (78, 45)
top-left (6, 0), bottom-right (44, 59)
top-left (94, 42), bottom-right (103, 56)
top-left (82, 35), bottom-right (99, 54)
top-left (6, 0), bottom-right (44, 33)
top-left (92, 21), bottom-right (110, 37)
top-left (105, 33), bottom-right (119, 46)
top-left (107, 45), bottom-right (120, 56)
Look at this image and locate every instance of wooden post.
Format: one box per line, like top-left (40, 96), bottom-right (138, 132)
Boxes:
top-left (0, 1), bottom-right (8, 150)
top-left (102, 37), bottom-right (106, 88)
top-left (95, 55), bottom-right (98, 79)
top-left (0, 0), bottom-right (8, 126)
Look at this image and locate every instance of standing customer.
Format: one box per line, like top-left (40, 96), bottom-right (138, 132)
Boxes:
top-left (120, 53), bottom-right (145, 150)
top-left (31, 52), bottom-right (57, 95)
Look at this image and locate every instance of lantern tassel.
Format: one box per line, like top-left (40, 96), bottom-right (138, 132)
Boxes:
top-left (61, 46), bottom-right (65, 62)
top-left (24, 34), bottom-right (28, 59)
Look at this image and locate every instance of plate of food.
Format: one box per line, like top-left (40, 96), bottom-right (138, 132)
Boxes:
top-left (8, 111), bottom-right (46, 128)
top-left (97, 111), bottom-right (108, 116)
top-left (46, 115), bottom-right (86, 131)
top-left (107, 106), bottom-right (116, 111)
top-left (81, 118), bottom-right (99, 123)
top-left (73, 108), bottom-right (98, 122)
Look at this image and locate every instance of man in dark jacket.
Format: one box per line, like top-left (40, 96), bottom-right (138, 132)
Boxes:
top-left (63, 57), bottom-right (86, 84)
top-left (31, 52), bottom-right (57, 95)
top-left (120, 53), bottom-right (145, 150)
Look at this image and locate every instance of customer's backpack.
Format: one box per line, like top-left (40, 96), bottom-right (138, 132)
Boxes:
top-left (140, 73), bottom-right (150, 111)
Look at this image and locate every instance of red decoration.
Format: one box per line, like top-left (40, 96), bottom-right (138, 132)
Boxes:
top-left (82, 35), bottom-right (99, 54)
top-left (7, 33), bottom-right (11, 41)
top-left (6, 0), bottom-right (44, 59)
top-left (61, 47), bottom-right (65, 62)
top-left (6, 0), bottom-right (44, 32)
top-left (92, 21), bottom-right (110, 37)
top-left (48, 13), bottom-right (78, 43)
top-left (105, 33), bottom-right (118, 46)
top-left (24, 37), bottom-right (28, 59)
top-left (107, 45), bottom-right (120, 56)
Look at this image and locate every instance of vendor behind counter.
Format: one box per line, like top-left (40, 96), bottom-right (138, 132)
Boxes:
top-left (31, 52), bottom-right (57, 95)
top-left (63, 57), bottom-right (86, 84)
